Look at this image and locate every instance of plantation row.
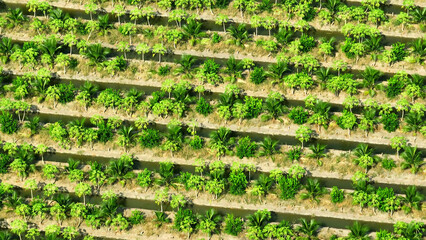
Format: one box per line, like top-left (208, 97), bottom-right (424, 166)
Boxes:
top-left (0, 143), bottom-right (424, 239)
top-left (1, 29), bottom-right (424, 102)
top-left (14, 0), bottom-right (426, 35)
top-left (1, 4), bottom-right (425, 72)
top-left (1, 181), bottom-right (424, 240)
top-left (1, 66), bottom-right (425, 141)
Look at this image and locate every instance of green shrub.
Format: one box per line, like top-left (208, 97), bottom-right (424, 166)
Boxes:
top-left (288, 106), bottom-right (309, 124)
top-left (236, 136), bottom-right (257, 159)
top-left (212, 32), bottom-right (222, 43)
top-left (279, 176), bottom-right (301, 200)
top-left (250, 67), bottom-right (266, 84)
top-left (390, 42), bottom-right (407, 62)
top-left (0, 154), bottom-right (11, 173)
top-left (381, 157), bottom-right (396, 170)
top-left (139, 128), bottom-right (162, 148)
top-left (224, 214), bottom-right (244, 236)
top-left (189, 135), bottom-right (204, 149)
top-left (381, 113), bottom-right (399, 132)
top-left (157, 65), bottom-right (171, 76)
top-left (0, 111), bottom-right (18, 134)
top-left (57, 83), bottom-right (76, 104)
top-left (195, 97), bottom-right (213, 116)
top-left (228, 168), bottom-right (248, 195)
top-left (128, 210), bottom-right (145, 225)
top-left (286, 147), bottom-right (302, 161)
top-left (330, 186), bottom-right (344, 203)
top-left (244, 96), bottom-right (263, 119)
top-left (299, 34), bottom-right (316, 52)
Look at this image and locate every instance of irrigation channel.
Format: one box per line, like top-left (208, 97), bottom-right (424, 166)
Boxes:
top-left (1, 0), bottom-right (423, 44)
top-left (44, 151), bottom-right (426, 195)
top-left (8, 186), bottom-right (399, 232)
top-left (33, 110), bottom-right (426, 155)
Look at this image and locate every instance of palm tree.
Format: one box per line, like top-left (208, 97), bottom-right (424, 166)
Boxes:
top-left (223, 56), bottom-right (243, 83)
top-left (410, 39), bottom-right (425, 58)
top-left (98, 14), bottom-right (113, 35)
top-left (201, 209), bottom-right (221, 240)
top-left (156, 161), bottom-right (176, 187)
top-left (182, 20), bottom-right (206, 45)
top-left (410, 7), bottom-right (426, 23)
top-left (7, 8), bottom-right (27, 27)
top-left (274, 28), bottom-right (293, 45)
top-left (364, 36), bottom-right (383, 53)
top-left (106, 156), bottom-right (134, 185)
top-left (402, 186), bottom-right (424, 212)
top-left (297, 218), bottom-right (320, 238)
top-left (347, 221), bottom-right (370, 240)
top-left (0, 37), bottom-right (18, 63)
top-left (259, 137), bottom-right (279, 160)
top-left (39, 37), bottom-right (62, 59)
top-left (316, 67), bottom-right (331, 85)
top-left (83, 44), bottom-right (111, 66)
top-left (308, 143), bottom-right (327, 166)
top-left (175, 55), bottom-right (197, 78)
top-left (227, 24), bottom-right (249, 47)
top-left (49, 9), bottom-right (69, 22)
top-left (210, 127), bottom-right (234, 158)
top-left (403, 112), bottom-right (423, 134)
top-left (255, 174), bottom-right (273, 198)
top-left (300, 179), bottom-right (327, 203)
top-left (400, 146), bottom-right (423, 174)
top-left (247, 210), bottom-right (270, 229)
top-left (325, 0), bottom-right (341, 16)
top-left (267, 60), bottom-right (289, 85)
top-left (362, 67), bottom-right (382, 96)
top-left (117, 126), bottom-right (136, 152)
top-left (262, 95), bottom-right (287, 122)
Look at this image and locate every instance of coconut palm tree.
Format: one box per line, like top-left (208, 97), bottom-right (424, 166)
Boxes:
top-left (316, 67), bottom-right (331, 84)
top-left (297, 218), bottom-right (320, 238)
top-left (259, 137), bottom-right (279, 160)
top-left (39, 37), bottom-right (62, 59)
top-left (347, 221), bottom-right (370, 240)
top-left (274, 28), bottom-right (294, 45)
top-left (156, 161), bottom-right (176, 187)
top-left (210, 127), bottom-right (234, 158)
top-left (83, 44), bottom-right (110, 66)
top-left (267, 60), bottom-right (289, 85)
top-left (7, 8), bottom-right (27, 27)
top-left (227, 24), bottom-right (249, 47)
top-left (0, 37), bottom-right (18, 63)
top-left (300, 179), bottom-right (327, 203)
top-left (117, 126), bottom-right (136, 152)
top-left (175, 55), bottom-right (197, 78)
top-left (200, 209), bottom-right (222, 240)
top-left (403, 112), bottom-right (423, 134)
top-left (262, 95), bottom-right (287, 122)
top-left (362, 67), bottom-right (382, 96)
top-left (402, 186), bottom-right (424, 212)
top-left (97, 14), bottom-right (113, 35)
top-left (401, 146), bottom-right (423, 174)
top-left (106, 156), bottom-right (134, 185)
top-left (308, 143), bottom-right (327, 166)
top-left (182, 19), bottom-right (206, 45)
top-left (224, 56), bottom-right (243, 83)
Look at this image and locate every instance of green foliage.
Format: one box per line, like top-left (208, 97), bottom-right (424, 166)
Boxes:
top-left (381, 157), bottom-right (396, 170)
top-left (279, 176), bottom-right (301, 200)
top-left (139, 128), bottom-right (162, 148)
top-left (174, 208), bottom-right (198, 238)
top-left (236, 136), bottom-right (257, 159)
top-left (288, 107), bottom-right (309, 125)
top-left (128, 210), bottom-right (145, 225)
top-left (0, 111), bottom-right (18, 134)
top-left (286, 147), bottom-right (302, 161)
top-left (189, 135), bottom-right (203, 149)
top-left (299, 34), bottom-right (316, 52)
top-left (195, 97), bottom-right (213, 116)
top-left (250, 67), bottom-right (266, 84)
top-left (330, 186), bottom-right (344, 203)
top-left (224, 214), bottom-right (244, 236)
top-left (228, 166), bottom-right (248, 195)
top-left (381, 113), bottom-right (399, 132)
